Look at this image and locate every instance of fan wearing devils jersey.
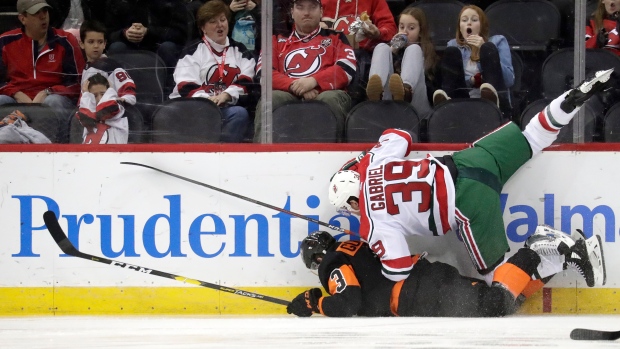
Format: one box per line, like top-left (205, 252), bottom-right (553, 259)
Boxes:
top-left (586, 0), bottom-right (620, 56)
top-left (76, 73), bottom-right (127, 144)
top-left (328, 68), bottom-right (615, 286)
top-left (253, 0), bottom-right (357, 142)
top-left (320, 0), bottom-right (397, 52)
top-left (170, 1), bottom-right (256, 143)
top-left (79, 21), bottom-right (137, 106)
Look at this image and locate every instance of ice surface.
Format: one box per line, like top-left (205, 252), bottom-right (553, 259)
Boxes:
top-left (1, 315), bottom-right (619, 348)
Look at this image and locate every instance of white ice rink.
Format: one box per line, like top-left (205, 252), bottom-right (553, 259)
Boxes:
top-left (1, 315), bottom-right (619, 348)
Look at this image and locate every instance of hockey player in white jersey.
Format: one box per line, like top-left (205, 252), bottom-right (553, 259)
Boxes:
top-left (329, 69), bottom-right (613, 294)
top-left (76, 73), bottom-right (128, 144)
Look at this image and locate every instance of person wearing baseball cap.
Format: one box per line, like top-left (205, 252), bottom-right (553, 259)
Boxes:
top-left (0, 0), bottom-right (85, 142)
top-left (16, 0), bottom-right (51, 15)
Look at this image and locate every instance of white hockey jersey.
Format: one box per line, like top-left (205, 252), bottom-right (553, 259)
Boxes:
top-left (169, 36), bottom-right (255, 104)
top-left (81, 56), bottom-right (137, 105)
top-left (355, 129), bottom-right (457, 281)
top-left (76, 88), bottom-right (128, 144)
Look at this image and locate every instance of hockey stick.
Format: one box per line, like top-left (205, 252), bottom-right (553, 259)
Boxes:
top-left (43, 211), bottom-right (289, 306)
top-left (570, 328), bottom-right (620, 340)
top-left (120, 161), bottom-right (356, 236)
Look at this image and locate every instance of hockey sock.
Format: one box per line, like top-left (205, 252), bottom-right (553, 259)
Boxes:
top-left (520, 279), bottom-right (545, 299)
top-left (492, 248), bottom-right (541, 298)
top-left (522, 91), bottom-right (580, 156)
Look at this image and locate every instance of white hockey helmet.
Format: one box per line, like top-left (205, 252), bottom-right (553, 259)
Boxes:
top-left (329, 170), bottom-right (361, 215)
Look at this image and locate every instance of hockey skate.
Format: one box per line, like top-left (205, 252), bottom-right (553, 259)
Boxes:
top-left (560, 68), bottom-right (614, 113)
top-left (525, 225), bottom-right (576, 256)
top-left (565, 235), bottom-right (607, 287)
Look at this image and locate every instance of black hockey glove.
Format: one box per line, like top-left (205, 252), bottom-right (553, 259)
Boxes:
top-left (286, 288), bottom-right (322, 317)
top-left (76, 110), bottom-right (98, 131)
top-left (596, 28), bottom-right (608, 48)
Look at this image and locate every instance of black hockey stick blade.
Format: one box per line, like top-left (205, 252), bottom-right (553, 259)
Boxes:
top-left (43, 211), bottom-right (289, 306)
top-left (570, 328), bottom-right (620, 340)
top-left (120, 161), bottom-right (357, 236)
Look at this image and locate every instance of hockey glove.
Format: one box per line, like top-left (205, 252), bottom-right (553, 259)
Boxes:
top-left (596, 28), bottom-right (608, 48)
top-left (339, 151), bottom-right (367, 172)
top-left (286, 288), bottom-right (322, 317)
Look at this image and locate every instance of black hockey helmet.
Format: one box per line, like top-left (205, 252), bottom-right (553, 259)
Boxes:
top-left (300, 231), bottom-right (337, 270)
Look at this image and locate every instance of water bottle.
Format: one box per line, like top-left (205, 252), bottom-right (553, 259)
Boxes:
top-left (390, 34), bottom-right (408, 49)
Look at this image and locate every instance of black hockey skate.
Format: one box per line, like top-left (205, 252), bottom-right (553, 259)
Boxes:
top-left (560, 68), bottom-right (614, 113)
top-left (564, 235), bottom-right (606, 287)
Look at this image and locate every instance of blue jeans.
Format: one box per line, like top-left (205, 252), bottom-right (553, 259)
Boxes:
top-left (221, 106), bottom-right (249, 142)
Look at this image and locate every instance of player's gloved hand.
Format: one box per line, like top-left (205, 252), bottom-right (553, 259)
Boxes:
top-left (596, 28), bottom-right (608, 48)
top-left (339, 151), bottom-right (367, 172)
top-left (286, 288), bottom-right (322, 317)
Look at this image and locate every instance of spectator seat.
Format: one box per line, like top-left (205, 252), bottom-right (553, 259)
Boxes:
top-left (151, 98), bottom-right (222, 143)
top-left (426, 98), bottom-right (503, 143)
top-left (409, 0), bottom-right (465, 50)
top-left (345, 101), bottom-right (420, 142)
top-left (271, 100), bottom-right (339, 143)
top-left (603, 102), bottom-right (620, 142)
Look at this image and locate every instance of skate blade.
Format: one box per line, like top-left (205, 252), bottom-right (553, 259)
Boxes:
top-left (585, 235), bottom-right (607, 286)
top-left (579, 68), bottom-right (614, 93)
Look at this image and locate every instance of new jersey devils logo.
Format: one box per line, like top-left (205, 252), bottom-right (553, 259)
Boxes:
top-left (284, 46), bottom-right (327, 78)
top-left (205, 64), bottom-right (242, 86)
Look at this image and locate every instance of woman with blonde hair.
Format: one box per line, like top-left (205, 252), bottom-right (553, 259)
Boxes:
top-left (433, 5), bottom-right (514, 117)
top-left (366, 7), bottom-right (438, 118)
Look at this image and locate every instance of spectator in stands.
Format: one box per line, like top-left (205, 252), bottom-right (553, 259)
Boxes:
top-left (103, 0), bottom-right (189, 82)
top-left (253, 0), bottom-right (357, 142)
top-left (79, 20), bottom-right (137, 106)
top-left (587, 0), bottom-right (620, 55)
top-left (0, 0), bottom-right (85, 142)
top-left (75, 73), bottom-right (128, 144)
top-left (365, 7), bottom-right (438, 118)
top-left (319, 0), bottom-right (396, 53)
top-left (586, 0), bottom-right (620, 114)
top-left (433, 5), bottom-right (514, 118)
top-left (227, 0), bottom-right (261, 57)
top-left (170, 0), bottom-right (255, 143)
top-left (46, 0), bottom-right (107, 42)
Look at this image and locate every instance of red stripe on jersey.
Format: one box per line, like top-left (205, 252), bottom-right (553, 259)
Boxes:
top-left (537, 111), bottom-right (560, 132)
top-left (357, 155), bottom-right (372, 241)
top-left (433, 163), bottom-right (451, 234)
top-left (383, 128), bottom-right (413, 156)
top-left (117, 82), bottom-right (136, 97)
top-left (382, 255), bottom-right (414, 271)
top-left (455, 208), bottom-right (486, 270)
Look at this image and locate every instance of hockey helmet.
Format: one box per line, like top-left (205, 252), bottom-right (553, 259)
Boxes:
top-left (329, 170), bottom-right (361, 215)
top-left (300, 231), bottom-right (337, 270)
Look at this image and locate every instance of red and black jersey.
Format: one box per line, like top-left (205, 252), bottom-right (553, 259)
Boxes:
top-left (256, 28), bottom-right (357, 92)
top-left (316, 240), bottom-right (513, 317)
top-left (0, 27), bottom-right (85, 99)
top-left (586, 18), bottom-right (620, 55)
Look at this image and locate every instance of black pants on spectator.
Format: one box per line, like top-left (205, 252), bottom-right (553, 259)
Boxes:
top-left (440, 43), bottom-right (511, 116)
